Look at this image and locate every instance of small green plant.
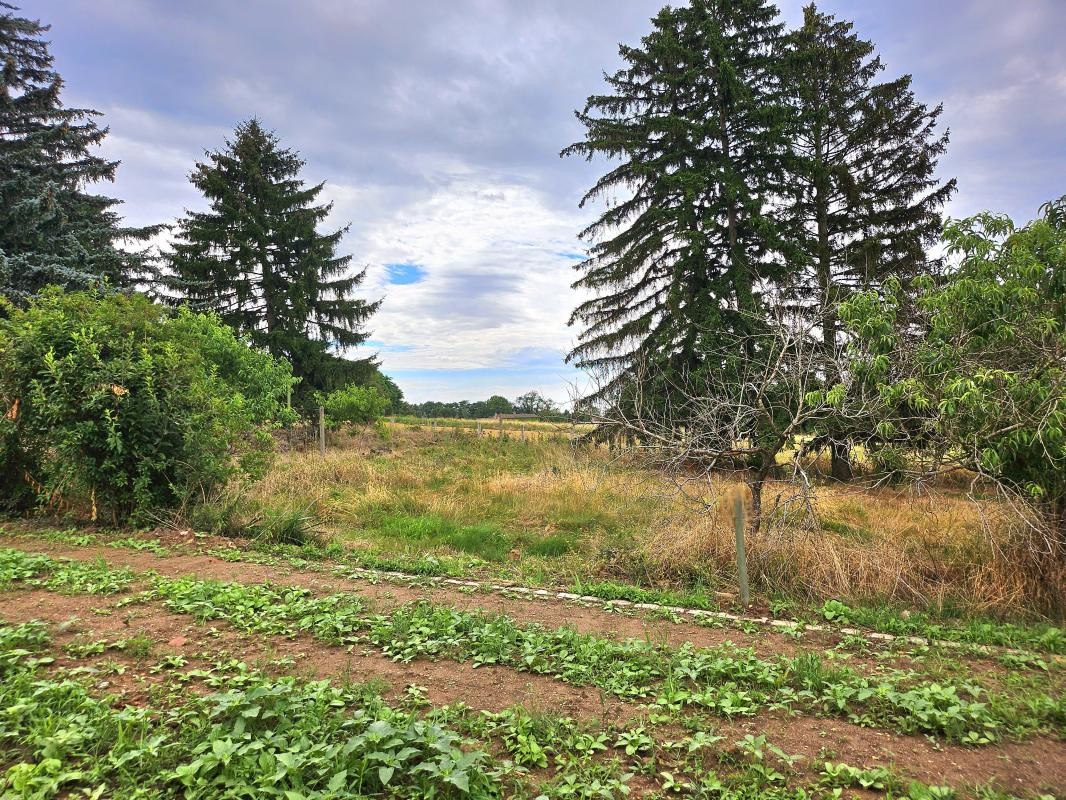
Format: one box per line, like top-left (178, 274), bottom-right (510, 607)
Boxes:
top-left (820, 762), bottom-right (900, 792)
top-left (615, 727), bottom-right (654, 756)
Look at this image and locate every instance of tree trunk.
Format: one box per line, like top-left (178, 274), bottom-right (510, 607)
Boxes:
top-left (830, 439), bottom-right (854, 482)
top-left (748, 476), bottom-right (764, 538)
top-left (813, 131), bottom-right (853, 484)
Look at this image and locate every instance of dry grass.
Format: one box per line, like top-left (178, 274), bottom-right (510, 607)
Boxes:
top-left (248, 425), bottom-right (1058, 617)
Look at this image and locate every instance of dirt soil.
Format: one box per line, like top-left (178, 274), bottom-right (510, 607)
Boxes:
top-left (0, 536), bottom-right (926, 662)
top-left (2, 535), bottom-right (1065, 795)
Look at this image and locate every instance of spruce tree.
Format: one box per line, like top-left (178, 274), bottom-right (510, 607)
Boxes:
top-left (0, 2), bottom-right (157, 302)
top-left (167, 119), bottom-right (379, 407)
top-left (784, 4), bottom-right (955, 479)
top-left (562, 0), bottom-right (793, 400)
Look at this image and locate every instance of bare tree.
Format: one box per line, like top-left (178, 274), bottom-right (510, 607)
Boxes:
top-left (589, 303), bottom-right (876, 539)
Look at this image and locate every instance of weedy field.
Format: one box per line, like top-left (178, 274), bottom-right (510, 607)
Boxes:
top-left (1, 428), bottom-right (1064, 798)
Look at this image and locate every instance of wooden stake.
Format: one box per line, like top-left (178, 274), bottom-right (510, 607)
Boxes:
top-left (318, 405), bottom-right (326, 457)
top-left (734, 493), bottom-right (750, 607)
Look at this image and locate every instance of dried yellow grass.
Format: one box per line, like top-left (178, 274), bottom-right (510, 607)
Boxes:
top-left (250, 427), bottom-right (1054, 615)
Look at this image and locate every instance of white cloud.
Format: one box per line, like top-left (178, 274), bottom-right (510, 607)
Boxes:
top-left (337, 174), bottom-right (593, 372)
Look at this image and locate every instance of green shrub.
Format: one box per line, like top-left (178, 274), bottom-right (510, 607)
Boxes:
top-left (318, 383), bottom-right (390, 430)
top-left (0, 289), bottom-right (295, 523)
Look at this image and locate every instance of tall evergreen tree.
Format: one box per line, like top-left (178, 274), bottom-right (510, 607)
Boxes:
top-left (0, 3), bottom-right (156, 302)
top-left (562, 0), bottom-right (793, 400)
top-left (167, 119), bottom-right (379, 406)
top-left (784, 4), bottom-right (956, 479)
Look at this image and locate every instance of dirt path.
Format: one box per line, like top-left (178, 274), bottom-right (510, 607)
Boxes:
top-left (2, 582), bottom-right (1064, 793)
top-left (0, 536), bottom-right (918, 661)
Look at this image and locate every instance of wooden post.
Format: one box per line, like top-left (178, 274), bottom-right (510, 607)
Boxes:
top-left (733, 493), bottom-right (750, 607)
top-left (476, 421), bottom-right (482, 437)
top-left (499, 414), bottom-right (504, 439)
top-left (520, 425), bottom-right (526, 442)
top-left (318, 405), bottom-right (326, 457)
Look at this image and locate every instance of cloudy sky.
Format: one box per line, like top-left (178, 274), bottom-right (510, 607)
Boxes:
top-left (35, 0), bottom-right (1066, 403)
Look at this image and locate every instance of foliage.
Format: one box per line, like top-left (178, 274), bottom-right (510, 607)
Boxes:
top-left (0, 625), bottom-right (507, 799)
top-left (402, 394), bottom-right (515, 419)
top-left (0, 289), bottom-right (295, 522)
top-left (840, 197), bottom-right (1066, 567)
top-left (0, 3), bottom-right (159, 301)
top-left (784, 4), bottom-right (955, 480)
top-left (563, 0), bottom-right (793, 402)
top-left (320, 383), bottom-right (391, 429)
top-left (5, 548), bottom-right (1057, 744)
top-left (513, 390), bottom-right (558, 416)
top-left (166, 118), bottom-right (379, 411)
top-left (365, 369), bottom-right (404, 413)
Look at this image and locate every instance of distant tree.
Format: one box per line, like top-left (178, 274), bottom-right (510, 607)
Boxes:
top-left (562, 0), bottom-right (793, 403)
top-left (838, 197), bottom-right (1066, 601)
top-left (166, 119), bottom-right (378, 409)
top-left (513, 390), bottom-right (557, 416)
top-left (0, 3), bottom-right (158, 302)
top-left (784, 4), bottom-right (956, 480)
top-left (484, 395), bottom-right (513, 416)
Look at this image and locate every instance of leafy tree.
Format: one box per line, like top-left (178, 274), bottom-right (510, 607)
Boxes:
top-left (839, 197), bottom-right (1066, 586)
top-left (785, 4), bottom-right (955, 479)
top-left (166, 119), bottom-right (378, 409)
top-left (562, 0), bottom-right (792, 401)
top-left (484, 395), bottom-right (513, 416)
top-left (319, 384), bottom-right (390, 431)
top-left (0, 289), bottom-right (294, 523)
top-left (365, 370), bottom-right (403, 414)
top-left (0, 3), bottom-right (158, 302)
top-left (513, 390), bottom-right (557, 416)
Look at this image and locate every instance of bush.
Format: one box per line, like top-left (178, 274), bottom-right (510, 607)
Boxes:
top-left (0, 289), bottom-right (295, 523)
top-left (318, 383), bottom-right (390, 430)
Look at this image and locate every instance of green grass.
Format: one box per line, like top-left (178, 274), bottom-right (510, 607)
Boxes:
top-left (571, 579), bottom-right (722, 611)
top-left (357, 512), bottom-right (579, 563)
top-left (817, 599), bottom-right (1066, 654)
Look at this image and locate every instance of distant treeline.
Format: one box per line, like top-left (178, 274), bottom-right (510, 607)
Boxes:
top-left (401, 390), bottom-right (591, 421)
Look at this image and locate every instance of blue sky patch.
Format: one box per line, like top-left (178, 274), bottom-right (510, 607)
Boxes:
top-left (385, 263), bottom-right (426, 285)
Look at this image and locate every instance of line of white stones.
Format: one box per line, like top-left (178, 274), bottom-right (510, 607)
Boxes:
top-left (331, 565), bottom-right (1058, 661)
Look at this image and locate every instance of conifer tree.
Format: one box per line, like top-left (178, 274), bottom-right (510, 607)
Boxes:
top-left (562, 0), bottom-right (793, 399)
top-left (0, 2), bottom-right (157, 302)
top-left (785, 4), bottom-right (955, 479)
top-left (167, 119), bottom-right (379, 406)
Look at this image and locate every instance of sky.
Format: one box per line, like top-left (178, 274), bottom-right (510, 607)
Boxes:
top-left (30, 0), bottom-right (1066, 404)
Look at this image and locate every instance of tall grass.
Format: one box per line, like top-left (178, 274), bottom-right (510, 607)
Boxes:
top-left (245, 426), bottom-right (1059, 619)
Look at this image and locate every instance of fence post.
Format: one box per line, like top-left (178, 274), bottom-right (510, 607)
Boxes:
top-left (520, 425), bottom-right (526, 442)
top-left (318, 405), bottom-right (326, 457)
top-left (499, 415), bottom-right (504, 439)
top-left (733, 493), bottom-right (750, 607)
top-left (476, 421), bottom-right (482, 437)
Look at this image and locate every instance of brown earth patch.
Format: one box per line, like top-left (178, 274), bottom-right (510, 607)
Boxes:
top-left (0, 586), bottom-right (636, 723)
top-left (0, 535), bottom-right (924, 666)
top-left (1, 584), bottom-right (1063, 794)
top-left (719, 714), bottom-right (1066, 795)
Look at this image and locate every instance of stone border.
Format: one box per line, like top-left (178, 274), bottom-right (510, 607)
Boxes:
top-left (330, 565), bottom-right (1062, 663)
